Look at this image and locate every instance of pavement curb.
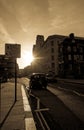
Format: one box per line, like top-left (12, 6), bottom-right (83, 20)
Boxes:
top-left (21, 85), bottom-right (36, 130)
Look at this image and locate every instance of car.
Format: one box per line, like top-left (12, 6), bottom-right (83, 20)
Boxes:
top-left (46, 74), bottom-right (57, 83)
top-left (29, 73), bottom-right (48, 89)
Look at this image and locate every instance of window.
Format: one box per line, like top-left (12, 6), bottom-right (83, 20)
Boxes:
top-left (80, 47), bottom-right (83, 53)
top-left (68, 55), bottom-right (71, 60)
top-left (74, 55), bottom-right (79, 61)
top-left (51, 55), bottom-right (54, 61)
top-left (51, 41), bottom-right (54, 46)
top-left (59, 47), bottom-right (62, 53)
top-left (57, 40), bottom-right (59, 44)
top-left (51, 48), bottom-right (54, 53)
top-left (69, 64), bottom-right (72, 71)
top-left (67, 46), bottom-right (71, 52)
top-left (73, 46), bottom-right (77, 52)
top-left (80, 55), bottom-right (83, 60)
top-left (51, 62), bottom-right (55, 68)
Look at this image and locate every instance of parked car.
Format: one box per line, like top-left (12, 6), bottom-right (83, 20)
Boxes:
top-left (29, 73), bottom-right (48, 89)
top-left (46, 74), bottom-right (57, 83)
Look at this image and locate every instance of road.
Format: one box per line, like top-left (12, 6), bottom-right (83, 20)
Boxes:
top-left (48, 83), bottom-right (84, 122)
top-left (17, 78), bottom-right (84, 130)
top-left (19, 78), bottom-right (84, 130)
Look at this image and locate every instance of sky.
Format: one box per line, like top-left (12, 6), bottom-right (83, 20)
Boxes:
top-left (0, 0), bottom-right (84, 68)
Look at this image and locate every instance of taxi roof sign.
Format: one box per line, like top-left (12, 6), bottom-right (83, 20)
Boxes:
top-left (5, 44), bottom-right (21, 58)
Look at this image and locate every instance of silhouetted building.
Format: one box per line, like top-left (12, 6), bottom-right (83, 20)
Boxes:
top-left (31, 33), bottom-right (84, 78)
top-left (32, 34), bottom-right (65, 75)
top-left (58, 33), bottom-right (84, 78)
top-left (31, 35), bottom-right (44, 73)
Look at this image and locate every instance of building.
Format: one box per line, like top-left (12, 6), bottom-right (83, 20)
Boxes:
top-left (30, 33), bottom-right (84, 79)
top-left (32, 34), bottom-right (65, 75)
top-left (32, 35), bottom-right (45, 73)
top-left (58, 33), bottom-right (84, 79)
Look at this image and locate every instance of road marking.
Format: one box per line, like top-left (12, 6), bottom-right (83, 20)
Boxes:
top-left (21, 85), bottom-right (36, 130)
top-left (48, 86), bottom-right (84, 122)
top-left (52, 85), bottom-right (84, 97)
top-left (73, 90), bottom-right (84, 97)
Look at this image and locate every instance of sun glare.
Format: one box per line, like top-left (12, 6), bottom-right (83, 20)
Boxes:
top-left (17, 51), bottom-right (34, 69)
top-left (23, 51), bottom-right (34, 64)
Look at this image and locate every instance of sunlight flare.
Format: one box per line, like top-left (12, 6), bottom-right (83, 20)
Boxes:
top-left (17, 50), bottom-right (34, 69)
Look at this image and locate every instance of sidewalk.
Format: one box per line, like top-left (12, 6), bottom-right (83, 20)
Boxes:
top-left (0, 78), bottom-right (84, 130)
top-left (0, 81), bottom-right (36, 130)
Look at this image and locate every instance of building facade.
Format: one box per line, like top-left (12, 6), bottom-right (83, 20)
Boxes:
top-left (31, 33), bottom-right (84, 79)
top-left (32, 34), bottom-right (65, 75)
top-left (32, 35), bottom-right (45, 73)
top-left (58, 33), bottom-right (84, 78)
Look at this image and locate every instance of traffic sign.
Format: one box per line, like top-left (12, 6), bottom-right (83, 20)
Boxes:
top-left (5, 43), bottom-right (21, 58)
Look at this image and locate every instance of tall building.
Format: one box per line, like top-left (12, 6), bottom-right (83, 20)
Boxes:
top-left (32, 34), bottom-right (65, 75)
top-left (32, 35), bottom-right (45, 73)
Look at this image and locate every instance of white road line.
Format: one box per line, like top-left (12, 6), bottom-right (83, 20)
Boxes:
top-left (73, 90), bottom-right (84, 97)
top-left (21, 85), bottom-right (36, 130)
top-left (57, 86), bottom-right (84, 97)
top-left (48, 86), bottom-right (84, 122)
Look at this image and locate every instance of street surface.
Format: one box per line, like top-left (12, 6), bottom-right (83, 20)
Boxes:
top-left (1, 77), bottom-right (84, 130)
top-left (48, 83), bottom-right (84, 122)
top-left (24, 78), bottom-right (84, 130)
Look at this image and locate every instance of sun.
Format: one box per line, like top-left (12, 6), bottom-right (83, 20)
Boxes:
top-left (17, 50), bottom-right (34, 69)
top-left (23, 51), bottom-right (34, 64)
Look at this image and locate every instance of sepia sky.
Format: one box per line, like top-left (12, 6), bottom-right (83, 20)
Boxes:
top-left (0, 0), bottom-right (84, 68)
